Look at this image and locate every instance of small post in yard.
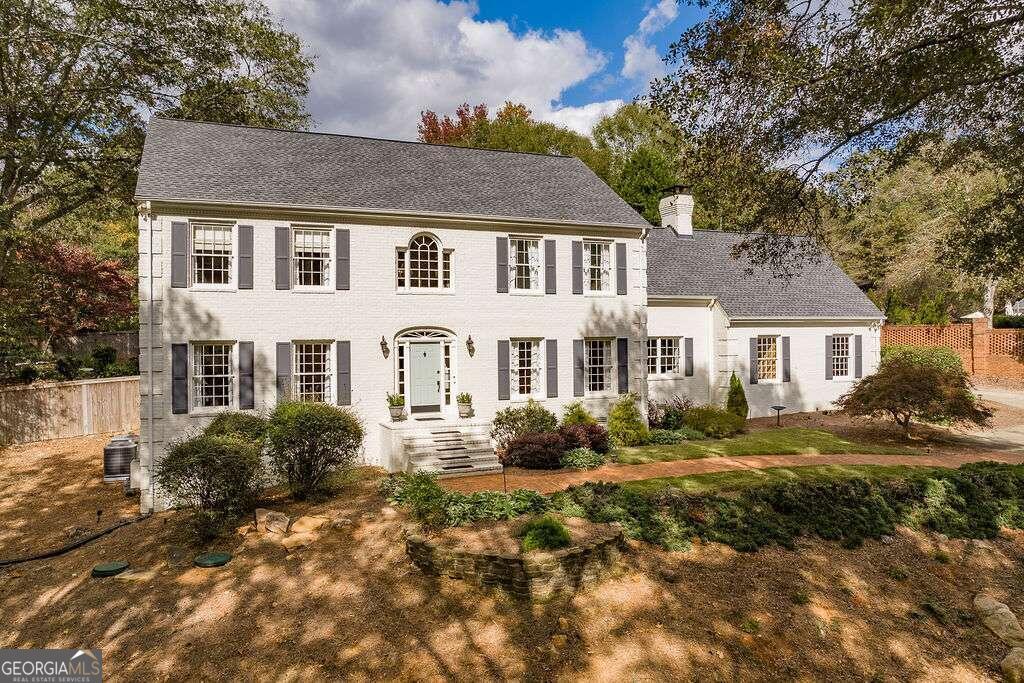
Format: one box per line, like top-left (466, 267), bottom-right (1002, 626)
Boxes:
top-left (771, 405), bottom-right (786, 427)
top-left (502, 466), bottom-right (508, 494)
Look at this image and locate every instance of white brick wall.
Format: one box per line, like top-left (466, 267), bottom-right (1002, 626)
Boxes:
top-left (136, 204), bottom-right (648, 510)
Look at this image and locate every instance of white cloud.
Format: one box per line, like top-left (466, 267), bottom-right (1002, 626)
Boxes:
top-left (543, 99), bottom-right (626, 135)
top-left (621, 0), bottom-right (679, 81)
top-left (266, 0), bottom-right (620, 139)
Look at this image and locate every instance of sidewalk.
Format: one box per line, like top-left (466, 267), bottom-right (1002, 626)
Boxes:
top-left (442, 451), bottom-right (1024, 494)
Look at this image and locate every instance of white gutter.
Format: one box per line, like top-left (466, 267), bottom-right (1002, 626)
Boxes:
top-left (133, 196), bottom-right (648, 235)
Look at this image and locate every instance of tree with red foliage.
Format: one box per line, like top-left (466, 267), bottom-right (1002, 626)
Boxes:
top-left (418, 102), bottom-right (489, 144)
top-left (4, 242), bottom-right (135, 351)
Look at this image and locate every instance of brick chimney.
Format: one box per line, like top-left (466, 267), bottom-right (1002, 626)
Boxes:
top-left (658, 185), bottom-right (694, 236)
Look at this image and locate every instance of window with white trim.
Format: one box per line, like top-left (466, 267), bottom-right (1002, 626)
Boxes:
top-left (756, 335), bottom-right (778, 382)
top-left (832, 334), bottom-right (851, 378)
top-left (192, 342), bottom-right (233, 409)
top-left (192, 224), bottom-right (233, 286)
top-left (509, 237), bottom-right (541, 291)
top-left (584, 241), bottom-right (611, 293)
top-left (293, 228), bottom-right (331, 287)
top-left (511, 338), bottom-right (542, 397)
top-left (647, 338), bottom-right (679, 376)
top-left (584, 339), bottom-right (613, 393)
top-left (293, 342), bottom-right (331, 402)
top-left (397, 235), bottom-right (452, 290)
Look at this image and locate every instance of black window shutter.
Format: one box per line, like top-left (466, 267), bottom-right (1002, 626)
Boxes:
top-left (337, 341), bottom-right (351, 405)
top-left (573, 339), bottom-right (585, 396)
top-left (275, 226), bottom-right (290, 290)
top-left (825, 335), bottom-right (834, 380)
top-left (238, 341), bottom-right (255, 409)
top-left (496, 237), bottom-right (509, 293)
top-left (616, 243), bottom-right (627, 295)
top-left (782, 336), bottom-right (791, 382)
top-left (749, 337), bottom-right (758, 385)
top-left (544, 240), bottom-right (556, 294)
top-left (171, 343), bottom-right (188, 414)
top-left (171, 222), bottom-right (188, 288)
top-left (616, 337), bottom-right (629, 394)
top-left (684, 338), bottom-right (694, 377)
top-left (571, 241), bottom-right (583, 295)
top-left (854, 334), bottom-right (863, 378)
top-left (546, 339), bottom-right (558, 397)
top-left (276, 342), bottom-right (292, 399)
top-left (336, 229), bottom-right (350, 291)
top-left (497, 340), bottom-right (510, 400)
top-left (238, 225), bottom-right (253, 290)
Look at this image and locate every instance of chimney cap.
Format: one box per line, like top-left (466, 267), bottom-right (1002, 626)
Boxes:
top-left (660, 184), bottom-right (692, 198)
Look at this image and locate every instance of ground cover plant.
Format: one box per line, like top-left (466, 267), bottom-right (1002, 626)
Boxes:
top-left (518, 515), bottom-right (572, 552)
top-left (559, 447), bottom-right (606, 470)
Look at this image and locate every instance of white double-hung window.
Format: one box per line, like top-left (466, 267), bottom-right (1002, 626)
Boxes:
top-left (192, 224), bottom-right (233, 286)
top-left (584, 240), bottom-right (611, 293)
top-left (831, 334), bottom-right (852, 378)
top-left (293, 228), bottom-right (331, 288)
top-left (192, 342), bottom-right (234, 409)
top-left (647, 338), bottom-right (679, 376)
top-left (584, 338), bottom-right (613, 393)
top-left (294, 342), bottom-right (332, 402)
top-left (511, 338), bottom-right (542, 397)
top-left (756, 335), bottom-right (779, 382)
top-left (509, 237), bottom-right (541, 292)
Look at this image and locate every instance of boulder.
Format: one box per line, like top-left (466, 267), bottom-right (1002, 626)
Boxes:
top-left (290, 516), bottom-right (328, 534)
top-left (974, 594), bottom-right (1024, 647)
top-left (264, 512), bottom-right (290, 536)
top-left (254, 508), bottom-right (272, 531)
top-left (281, 532), bottom-right (320, 550)
top-left (1004, 648), bottom-right (1024, 683)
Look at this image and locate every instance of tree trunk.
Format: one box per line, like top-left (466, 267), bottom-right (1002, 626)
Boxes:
top-left (984, 276), bottom-right (998, 321)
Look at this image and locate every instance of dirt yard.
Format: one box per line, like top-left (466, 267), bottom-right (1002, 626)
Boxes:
top-left (2, 436), bottom-right (1024, 681)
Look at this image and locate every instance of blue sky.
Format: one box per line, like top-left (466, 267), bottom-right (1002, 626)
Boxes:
top-left (265, 0), bottom-right (704, 139)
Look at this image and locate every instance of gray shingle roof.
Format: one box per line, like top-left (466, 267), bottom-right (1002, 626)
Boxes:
top-left (648, 228), bottom-right (883, 319)
top-left (135, 118), bottom-right (648, 228)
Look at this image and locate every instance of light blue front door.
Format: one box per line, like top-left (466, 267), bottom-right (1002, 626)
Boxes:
top-left (409, 342), bottom-right (442, 413)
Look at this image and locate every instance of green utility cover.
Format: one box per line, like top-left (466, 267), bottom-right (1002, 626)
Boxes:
top-left (194, 552), bottom-right (231, 568)
top-left (91, 561), bottom-right (129, 578)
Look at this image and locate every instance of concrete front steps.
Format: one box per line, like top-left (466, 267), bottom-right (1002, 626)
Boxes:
top-left (403, 423), bottom-right (502, 477)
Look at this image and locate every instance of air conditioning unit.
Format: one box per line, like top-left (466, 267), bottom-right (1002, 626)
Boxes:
top-left (103, 435), bottom-right (137, 482)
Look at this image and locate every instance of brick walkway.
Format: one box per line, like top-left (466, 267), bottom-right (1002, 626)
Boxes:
top-left (442, 451), bottom-right (1024, 494)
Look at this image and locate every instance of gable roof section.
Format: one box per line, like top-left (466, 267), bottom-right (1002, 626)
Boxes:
top-left (135, 118), bottom-right (648, 228)
top-left (648, 228), bottom-right (883, 319)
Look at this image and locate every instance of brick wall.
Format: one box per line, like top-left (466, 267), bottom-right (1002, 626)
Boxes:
top-left (882, 320), bottom-right (1024, 379)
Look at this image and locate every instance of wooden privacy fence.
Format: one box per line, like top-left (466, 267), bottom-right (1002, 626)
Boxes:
top-left (882, 320), bottom-right (1024, 379)
top-left (0, 376), bottom-right (140, 446)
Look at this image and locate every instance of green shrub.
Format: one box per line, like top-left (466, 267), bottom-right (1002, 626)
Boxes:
top-left (266, 401), bottom-right (364, 500)
top-left (98, 359), bottom-right (139, 377)
top-left (15, 364), bottom-right (38, 384)
top-left (683, 405), bottom-right (745, 438)
top-left (648, 427), bottom-right (705, 444)
top-left (558, 423), bottom-right (611, 454)
top-left (994, 314), bottom-right (1024, 329)
top-left (55, 356), bottom-right (82, 380)
top-left (380, 473), bottom-right (548, 528)
top-left (91, 345), bottom-right (118, 369)
top-left (154, 434), bottom-right (265, 538)
top-left (560, 447), bottom-right (606, 470)
top-left (608, 393), bottom-right (650, 446)
top-left (726, 372), bottom-right (749, 419)
top-left (880, 345), bottom-right (963, 372)
top-left (561, 401), bottom-right (597, 426)
top-left (491, 399), bottom-right (558, 451)
top-left (519, 515), bottom-right (572, 552)
top-left (204, 411), bottom-right (269, 443)
top-left (501, 432), bottom-right (566, 469)
top-left (649, 395), bottom-right (694, 429)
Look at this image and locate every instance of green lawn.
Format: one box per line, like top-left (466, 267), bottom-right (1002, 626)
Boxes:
top-left (615, 427), bottom-right (918, 465)
top-left (622, 464), bottom-right (946, 495)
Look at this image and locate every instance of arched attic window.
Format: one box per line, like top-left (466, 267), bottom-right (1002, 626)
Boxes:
top-left (396, 234), bottom-right (452, 289)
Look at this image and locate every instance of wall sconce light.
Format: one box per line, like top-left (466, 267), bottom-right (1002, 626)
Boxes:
top-left (466, 335), bottom-right (475, 357)
top-left (380, 336), bottom-right (390, 358)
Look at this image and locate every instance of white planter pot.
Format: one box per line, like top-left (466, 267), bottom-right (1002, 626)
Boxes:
top-left (389, 405), bottom-right (406, 421)
top-left (457, 403), bottom-right (473, 418)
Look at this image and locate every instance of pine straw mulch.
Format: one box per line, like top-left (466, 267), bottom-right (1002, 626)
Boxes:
top-left (1, 458), bottom-right (1023, 681)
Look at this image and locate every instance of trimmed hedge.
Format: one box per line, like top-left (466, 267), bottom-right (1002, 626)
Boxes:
top-left (881, 345), bottom-right (963, 372)
top-left (204, 411), bottom-right (269, 443)
top-left (994, 314), bottom-right (1024, 329)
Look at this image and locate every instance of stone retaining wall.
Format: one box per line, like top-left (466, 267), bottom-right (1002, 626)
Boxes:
top-left (406, 525), bottom-right (624, 600)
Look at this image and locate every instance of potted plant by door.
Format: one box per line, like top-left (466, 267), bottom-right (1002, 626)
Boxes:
top-left (387, 393), bottom-right (406, 421)
top-left (456, 392), bottom-right (473, 418)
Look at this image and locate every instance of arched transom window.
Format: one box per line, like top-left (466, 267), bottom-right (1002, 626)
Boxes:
top-left (396, 234), bottom-right (452, 290)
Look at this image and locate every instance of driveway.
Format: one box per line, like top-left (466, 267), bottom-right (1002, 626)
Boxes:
top-left (977, 387), bottom-right (1024, 410)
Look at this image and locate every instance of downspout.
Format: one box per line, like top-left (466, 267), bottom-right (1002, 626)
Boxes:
top-left (706, 299), bottom-right (715, 404)
top-left (144, 201), bottom-right (156, 513)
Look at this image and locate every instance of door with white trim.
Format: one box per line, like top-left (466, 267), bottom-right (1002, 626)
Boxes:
top-left (409, 342), bottom-right (442, 413)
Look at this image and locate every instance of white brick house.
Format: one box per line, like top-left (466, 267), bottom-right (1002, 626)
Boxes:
top-left (133, 118), bottom-right (882, 512)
